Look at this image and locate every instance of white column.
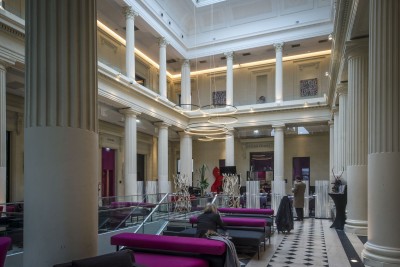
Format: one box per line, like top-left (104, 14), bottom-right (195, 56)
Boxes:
top-left (181, 59), bottom-right (191, 108)
top-left (24, 1), bottom-right (98, 265)
top-left (0, 64), bottom-right (6, 205)
top-left (224, 51), bottom-right (234, 106)
top-left (328, 120), bottom-right (334, 181)
top-left (225, 129), bottom-right (235, 166)
top-left (158, 37), bottom-right (168, 98)
top-left (274, 43), bottom-right (284, 104)
top-left (337, 83), bottom-right (348, 183)
top-left (344, 39), bottom-right (368, 235)
top-left (123, 6), bottom-right (139, 81)
top-left (120, 108), bottom-right (140, 198)
top-left (179, 132), bottom-right (193, 186)
top-left (333, 106), bottom-right (339, 178)
top-left (156, 122), bottom-right (170, 193)
top-left (273, 124), bottom-right (285, 181)
top-left (362, 1), bottom-right (400, 265)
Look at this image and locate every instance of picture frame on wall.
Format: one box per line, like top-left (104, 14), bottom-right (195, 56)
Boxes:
top-left (212, 91), bottom-right (226, 105)
top-left (300, 78), bottom-right (318, 97)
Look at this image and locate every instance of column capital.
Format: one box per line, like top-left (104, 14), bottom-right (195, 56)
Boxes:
top-left (345, 38), bottom-right (368, 59)
top-left (123, 6), bottom-right (139, 19)
top-left (178, 131), bottom-right (191, 138)
top-left (272, 123), bottom-right (285, 129)
top-left (155, 121), bottom-right (170, 129)
top-left (181, 59), bottom-right (190, 67)
top-left (331, 105), bottom-right (339, 115)
top-left (119, 107), bottom-right (141, 117)
top-left (224, 51), bottom-right (234, 60)
top-left (336, 82), bottom-right (348, 96)
top-left (273, 42), bottom-right (284, 52)
top-left (158, 37), bottom-right (169, 48)
top-left (328, 120), bottom-right (334, 126)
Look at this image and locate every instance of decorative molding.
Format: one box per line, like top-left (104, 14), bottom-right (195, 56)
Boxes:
top-left (224, 51), bottom-right (234, 60)
top-left (0, 22), bottom-right (24, 40)
top-left (123, 6), bottom-right (139, 20)
top-left (100, 36), bottom-right (119, 53)
top-left (273, 42), bottom-right (284, 52)
top-left (245, 142), bottom-right (274, 149)
top-left (158, 37), bottom-right (169, 47)
top-left (298, 62), bottom-right (320, 71)
top-left (0, 44), bottom-right (24, 65)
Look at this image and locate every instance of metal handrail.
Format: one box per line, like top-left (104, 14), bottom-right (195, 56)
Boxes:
top-left (134, 193), bottom-right (169, 234)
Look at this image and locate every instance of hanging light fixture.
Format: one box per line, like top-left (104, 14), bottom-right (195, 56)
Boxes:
top-left (208, 115), bottom-right (237, 124)
top-left (173, 103), bottom-right (200, 114)
top-left (184, 122), bottom-right (228, 136)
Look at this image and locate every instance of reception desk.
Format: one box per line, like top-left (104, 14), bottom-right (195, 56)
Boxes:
top-left (329, 187), bottom-right (347, 230)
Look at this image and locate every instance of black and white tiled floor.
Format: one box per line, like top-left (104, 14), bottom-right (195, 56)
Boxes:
top-left (245, 219), bottom-right (365, 267)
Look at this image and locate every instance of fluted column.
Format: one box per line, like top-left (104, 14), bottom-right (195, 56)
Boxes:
top-left (332, 106), bottom-right (339, 180)
top-left (362, 1), bottom-right (400, 265)
top-left (181, 59), bottom-right (191, 109)
top-left (274, 43), bottom-right (284, 104)
top-left (179, 132), bottom-right (193, 186)
top-left (337, 83), bottom-right (348, 183)
top-left (328, 120), bottom-right (334, 181)
top-left (0, 64), bottom-right (5, 205)
top-left (344, 39), bottom-right (368, 235)
top-left (123, 6), bottom-right (139, 81)
top-left (225, 129), bottom-right (235, 166)
top-left (273, 124), bottom-right (285, 180)
top-left (120, 108), bottom-right (140, 197)
top-left (224, 51), bottom-right (234, 105)
top-left (156, 122), bottom-right (170, 193)
top-left (158, 37), bottom-right (168, 98)
top-left (24, 1), bottom-right (98, 265)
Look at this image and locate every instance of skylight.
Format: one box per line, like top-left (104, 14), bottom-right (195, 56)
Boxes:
top-left (192, 0), bottom-right (226, 8)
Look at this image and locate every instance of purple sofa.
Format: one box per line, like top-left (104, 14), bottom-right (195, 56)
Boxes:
top-left (111, 233), bottom-right (226, 267)
top-left (218, 207), bottom-right (274, 216)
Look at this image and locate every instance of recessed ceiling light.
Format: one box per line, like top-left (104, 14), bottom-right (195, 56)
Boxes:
top-left (254, 130), bottom-right (259, 134)
top-left (350, 259), bottom-right (358, 263)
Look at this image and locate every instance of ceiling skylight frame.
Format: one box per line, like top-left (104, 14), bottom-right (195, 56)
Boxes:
top-left (192, 0), bottom-right (226, 8)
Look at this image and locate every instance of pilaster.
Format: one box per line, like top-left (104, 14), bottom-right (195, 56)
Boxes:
top-left (158, 37), bottom-right (169, 98)
top-left (224, 51), bottom-right (234, 106)
top-left (123, 6), bottom-right (139, 81)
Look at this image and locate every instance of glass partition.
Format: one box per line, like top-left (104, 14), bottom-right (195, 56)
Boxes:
top-left (0, 202), bottom-right (24, 255)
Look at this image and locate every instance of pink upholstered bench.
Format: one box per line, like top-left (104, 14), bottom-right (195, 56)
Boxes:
top-left (111, 233), bottom-right (226, 267)
top-left (189, 216), bottom-right (266, 227)
top-left (218, 207), bottom-right (274, 216)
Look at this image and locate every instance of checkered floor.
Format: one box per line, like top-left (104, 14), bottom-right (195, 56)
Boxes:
top-left (267, 219), bottom-right (329, 266)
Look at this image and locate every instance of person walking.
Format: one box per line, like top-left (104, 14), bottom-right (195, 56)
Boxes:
top-left (292, 176), bottom-right (306, 221)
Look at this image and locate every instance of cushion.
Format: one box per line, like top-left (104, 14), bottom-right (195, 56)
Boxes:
top-left (72, 249), bottom-right (134, 267)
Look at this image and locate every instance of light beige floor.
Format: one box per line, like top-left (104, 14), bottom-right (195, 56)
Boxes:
top-left (245, 219), bottom-right (364, 267)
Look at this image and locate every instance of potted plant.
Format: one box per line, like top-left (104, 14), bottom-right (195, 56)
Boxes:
top-left (198, 164), bottom-right (210, 197)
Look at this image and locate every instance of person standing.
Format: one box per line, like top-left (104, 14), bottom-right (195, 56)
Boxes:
top-left (292, 176), bottom-right (306, 221)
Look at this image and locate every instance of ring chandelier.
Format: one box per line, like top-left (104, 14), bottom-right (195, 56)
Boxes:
top-left (200, 104), bottom-right (238, 116)
top-left (173, 104), bottom-right (200, 114)
top-left (208, 115), bottom-right (237, 125)
top-left (184, 122), bottom-right (228, 136)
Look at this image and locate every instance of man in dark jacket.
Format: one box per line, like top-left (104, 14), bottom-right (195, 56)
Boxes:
top-left (292, 176), bottom-right (306, 221)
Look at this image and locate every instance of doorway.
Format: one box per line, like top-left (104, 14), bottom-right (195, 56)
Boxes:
top-left (249, 152), bottom-right (274, 179)
top-left (137, 154), bottom-right (145, 195)
top-left (101, 148), bottom-right (116, 197)
top-left (292, 157), bottom-right (310, 183)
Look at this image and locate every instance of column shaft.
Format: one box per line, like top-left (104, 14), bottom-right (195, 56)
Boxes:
top-left (179, 132), bottom-right (192, 186)
top-left (181, 59), bottom-right (191, 108)
top-left (225, 131), bottom-right (234, 166)
top-left (329, 120), bottom-right (334, 180)
top-left (273, 125), bottom-right (285, 180)
top-left (333, 108), bottom-right (339, 176)
top-left (344, 39), bottom-right (368, 235)
top-left (362, 1), bottom-right (400, 265)
top-left (224, 52), bottom-right (234, 105)
top-left (157, 123), bottom-right (170, 192)
top-left (337, 84), bottom-right (348, 182)
top-left (120, 108), bottom-right (140, 198)
top-left (124, 7), bottom-right (138, 81)
top-left (24, 1), bottom-right (98, 266)
top-left (274, 43), bottom-right (284, 103)
top-left (0, 65), bottom-right (5, 205)
top-left (159, 38), bottom-right (168, 98)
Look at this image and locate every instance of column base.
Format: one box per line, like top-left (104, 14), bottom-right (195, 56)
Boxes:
top-left (344, 219), bottom-right (368, 236)
top-left (362, 241), bottom-right (400, 267)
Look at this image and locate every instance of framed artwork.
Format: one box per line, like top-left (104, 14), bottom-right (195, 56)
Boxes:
top-left (300, 78), bottom-right (318, 97)
top-left (212, 91), bottom-right (226, 105)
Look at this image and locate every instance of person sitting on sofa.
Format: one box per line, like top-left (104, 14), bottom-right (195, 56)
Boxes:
top-left (195, 203), bottom-right (227, 238)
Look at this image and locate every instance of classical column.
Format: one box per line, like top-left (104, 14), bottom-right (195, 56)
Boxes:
top-left (156, 122), bottom-right (170, 193)
top-left (24, 1), bottom-right (98, 266)
top-left (337, 83), bottom-right (348, 183)
top-left (225, 129), bottom-right (235, 166)
top-left (120, 108), bottom-right (140, 197)
top-left (158, 37), bottom-right (168, 98)
top-left (328, 120), bottom-right (334, 181)
top-left (273, 124), bottom-right (285, 180)
top-left (362, 1), bottom-right (400, 265)
top-left (0, 64), bottom-right (6, 205)
top-left (224, 51), bottom-right (234, 105)
top-left (274, 43), bottom-right (284, 104)
top-left (344, 39), bottom-right (368, 235)
top-left (181, 59), bottom-right (191, 109)
top-left (179, 132), bottom-right (192, 186)
top-left (123, 6), bottom-right (139, 81)
top-left (332, 106), bottom-right (339, 180)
